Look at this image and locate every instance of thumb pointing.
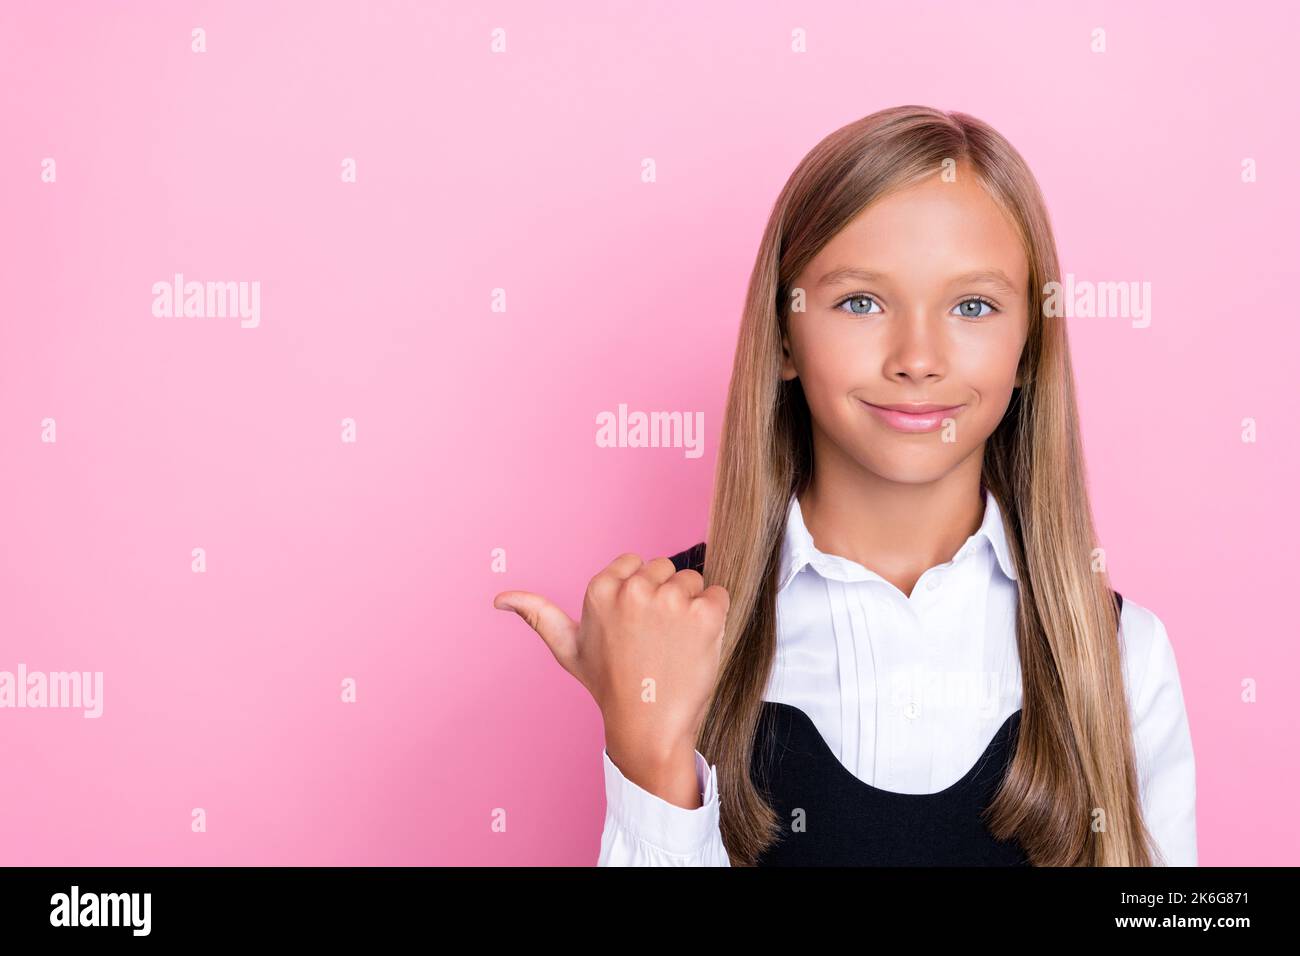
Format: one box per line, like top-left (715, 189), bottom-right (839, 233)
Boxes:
top-left (494, 590), bottom-right (580, 671)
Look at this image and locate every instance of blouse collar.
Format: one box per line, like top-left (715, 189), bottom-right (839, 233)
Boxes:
top-left (775, 485), bottom-right (1020, 594)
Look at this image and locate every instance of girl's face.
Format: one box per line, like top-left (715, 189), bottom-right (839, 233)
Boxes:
top-left (781, 167), bottom-right (1031, 485)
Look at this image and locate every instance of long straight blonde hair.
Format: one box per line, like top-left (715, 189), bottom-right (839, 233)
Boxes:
top-left (697, 105), bottom-right (1159, 866)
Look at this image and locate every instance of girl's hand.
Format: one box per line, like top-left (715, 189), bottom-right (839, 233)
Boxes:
top-left (493, 553), bottom-right (729, 803)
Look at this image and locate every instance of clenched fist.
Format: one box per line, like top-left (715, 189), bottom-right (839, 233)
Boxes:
top-left (494, 552), bottom-right (729, 809)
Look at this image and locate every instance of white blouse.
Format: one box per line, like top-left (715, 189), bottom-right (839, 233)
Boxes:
top-left (597, 488), bottom-right (1198, 866)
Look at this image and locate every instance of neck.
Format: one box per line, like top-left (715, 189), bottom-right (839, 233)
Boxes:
top-left (797, 447), bottom-right (986, 599)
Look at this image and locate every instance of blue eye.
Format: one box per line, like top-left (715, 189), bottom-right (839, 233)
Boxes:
top-left (953, 297), bottom-right (997, 319)
top-left (835, 294), bottom-right (881, 316)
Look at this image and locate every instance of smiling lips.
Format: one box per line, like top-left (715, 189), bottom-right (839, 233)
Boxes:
top-left (860, 399), bottom-right (965, 433)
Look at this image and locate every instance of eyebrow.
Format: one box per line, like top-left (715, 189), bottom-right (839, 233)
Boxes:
top-left (816, 267), bottom-right (1021, 296)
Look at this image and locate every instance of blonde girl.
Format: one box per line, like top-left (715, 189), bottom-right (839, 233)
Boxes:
top-left (495, 105), bottom-right (1196, 867)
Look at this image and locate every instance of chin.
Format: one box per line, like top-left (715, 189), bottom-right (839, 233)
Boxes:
top-left (859, 456), bottom-right (963, 486)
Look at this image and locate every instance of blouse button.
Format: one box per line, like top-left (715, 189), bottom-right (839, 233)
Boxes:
top-left (925, 576), bottom-right (941, 591)
top-left (903, 701), bottom-right (920, 719)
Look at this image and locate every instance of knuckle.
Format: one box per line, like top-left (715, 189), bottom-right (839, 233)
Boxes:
top-left (585, 571), bottom-right (617, 606)
top-left (623, 573), bottom-right (653, 601)
top-left (645, 556), bottom-right (675, 575)
top-left (659, 582), bottom-right (690, 612)
top-left (693, 595), bottom-right (728, 632)
top-left (675, 568), bottom-right (704, 588)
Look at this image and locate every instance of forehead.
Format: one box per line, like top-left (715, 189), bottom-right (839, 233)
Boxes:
top-left (805, 172), bottom-right (1029, 290)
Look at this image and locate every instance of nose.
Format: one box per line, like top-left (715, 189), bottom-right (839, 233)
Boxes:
top-left (883, 311), bottom-right (946, 384)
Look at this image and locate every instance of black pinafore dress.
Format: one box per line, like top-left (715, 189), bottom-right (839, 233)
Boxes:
top-left (669, 541), bottom-right (1123, 866)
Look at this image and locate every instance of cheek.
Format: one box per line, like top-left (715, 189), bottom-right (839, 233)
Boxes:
top-left (794, 324), bottom-right (867, 403)
top-left (952, 327), bottom-right (1023, 402)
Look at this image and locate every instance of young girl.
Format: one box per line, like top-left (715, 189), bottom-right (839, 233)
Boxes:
top-left (494, 105), bottom-right (1196, 867)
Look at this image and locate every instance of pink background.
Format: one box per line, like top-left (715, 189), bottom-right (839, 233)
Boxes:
top-left (1, 0), bottom-right (1296, 866)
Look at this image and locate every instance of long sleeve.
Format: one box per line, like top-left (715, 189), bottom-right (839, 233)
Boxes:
top-left (597, 748), bottom-right (732, 866)
top-left (1124, 603), bottom-right (1198, 866)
